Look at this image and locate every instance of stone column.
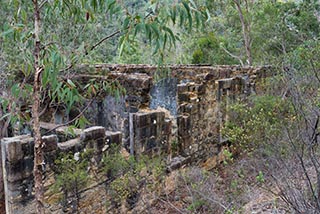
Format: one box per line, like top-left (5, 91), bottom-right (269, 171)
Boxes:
top-left (1, 135), bottom-right (34, 214)
top-left (130, 111), bottom-right (167, 157)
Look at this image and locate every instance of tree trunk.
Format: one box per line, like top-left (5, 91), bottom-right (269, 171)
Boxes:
top-left (316, 171), bottom-right (320, 208)
top-left (0, 110), bottom-right (5, 214)
top-left (32, 1), bottom-right (45, 213)
top-left (233, 0), bottom-right (252, 66)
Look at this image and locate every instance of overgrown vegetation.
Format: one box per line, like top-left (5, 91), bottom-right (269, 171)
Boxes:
top-left (222, 94), bottom-right (293, 154)
top-left (102, 144), bottom-right (166, 210)
top-left (51, 149), bottom-right (93, 212)
top-left (1, 0), bottom-right (320, 213)
top-left (221, 39), bottom-right (320, 213)
top-left (0, 1), bottom-right (208, 212)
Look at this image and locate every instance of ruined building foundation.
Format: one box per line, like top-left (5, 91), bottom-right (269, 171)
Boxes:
top-left (0, 64), bottom-right (272, 213)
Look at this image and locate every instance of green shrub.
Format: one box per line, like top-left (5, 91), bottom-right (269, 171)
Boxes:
top-left (51, 149), bottom-right (93, 211)
top-left (222, 95), bottom-right (294, 152)
top-left (102, 147), bottom-right (166, 208)
top-left (191, 32), bottom-right (238, 65)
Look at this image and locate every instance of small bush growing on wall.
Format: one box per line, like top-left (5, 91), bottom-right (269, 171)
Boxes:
top-left (51, 149), bottom-right (93, 212)
top-left (102, 144), bottom-right (131, 179)
top-left (102, 145), bottom-right (166, 210)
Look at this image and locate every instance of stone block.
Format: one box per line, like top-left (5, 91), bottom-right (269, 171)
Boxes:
top-left (149, 112), bottom-right (158, 124)
top-left (177, 115), bottom-right (191, 132)
top-left (167, 156), bottom-right (191, 172)
top-left (129, 105), bottom-right (139, 113)
top-left (178, 93), bottom-right (190, 102)
top-left (94, 138), bottom-right (105, 152)
top-left (177, 84), bottom-right (188, 93)
top-left (134, 113), bottom-right (151, 128)
top-left (186, 104), bottom-right (197, 114)
top-left (136, 127), bottom-right (150, 140)
top-left (162, 119), bottom-right (172, 134)
top-left (178, 103), bottom-right (186, 113)
top-left (105, 131), bottom-right (122, 145)
top-left (126, 95), bottom-right (142, 106)
top-left (204, 71), bottom-right (218, 81)
top-left (196, 84), bottom-right (206, 95)
top-left (127, 73), bottom-right (151, 90)
top-left (57, 138), bottom-right (81, 151)
top-left (80, 126), bottom-right (106, 142)
top-left (42, 135), bottom-right (58, 152)
top-left (219, 69), bottom-right (232, 78)
top-left (217, 78), bottom-right (233, 90)
top-left (187, 83), bottom-right (196, 91)
top-left (157, 113), bottom-right (165, 125)
top-left (150, 125), bottom-right (157, 137)
top-left (21, 139), bottom-right (34, 158)
top-left (6, 160), bottom-right (24, 182)
top-left (4, 139), bottom-right (23, 163)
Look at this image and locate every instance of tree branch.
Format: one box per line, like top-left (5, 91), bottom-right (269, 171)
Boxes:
top-left (220, 45), bottom-right (244, 66)
top-left (87, 10), bottom-right (154, 55)
top-left (86, 30), bottom-right (121, 55)
top-left (233, 0), bottom-right (252, 65)
top-left (39, 0), bottom-right (48, 10)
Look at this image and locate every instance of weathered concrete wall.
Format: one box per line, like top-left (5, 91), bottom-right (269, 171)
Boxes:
top-left (1, 64), bottom-right (272, 213)
top-left (150, 78), bottom-right (178, 117)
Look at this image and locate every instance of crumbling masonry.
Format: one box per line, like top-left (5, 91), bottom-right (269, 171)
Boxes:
top-left (0, 64), bottom-right (272, 213)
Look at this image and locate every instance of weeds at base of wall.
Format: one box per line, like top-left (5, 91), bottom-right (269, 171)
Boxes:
top-left (50, 149), bottom-right (93, 212)
top-left (102, 144), bottom-right (167, 211)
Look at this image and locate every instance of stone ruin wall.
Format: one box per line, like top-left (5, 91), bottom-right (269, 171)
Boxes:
top-left (78, 64), bottom-right (270, 159)
top-left (1, 126), bottom-right (122, 214)
top-left (0, 64), bottom-right (272, 213)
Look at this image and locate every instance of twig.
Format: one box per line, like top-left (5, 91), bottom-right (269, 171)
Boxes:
top-left (192, 189), bottom-right (230, 211)
top-left (87, 10), bottom-right (154, 55)
top-left (39, 0), bottom-right (48, 10)
top-left (87, 30), bottom-right (121, 55)
top-left (179, 172), bottom-right (195, 209)
top-left (158, 197), bottom-right (185, 214)
top-left (285, 125), bottom-right (319, 209)
top-left (220, 45), bottom-right (244, 66)
top-left (59, 63), bottom-right (74, 73)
